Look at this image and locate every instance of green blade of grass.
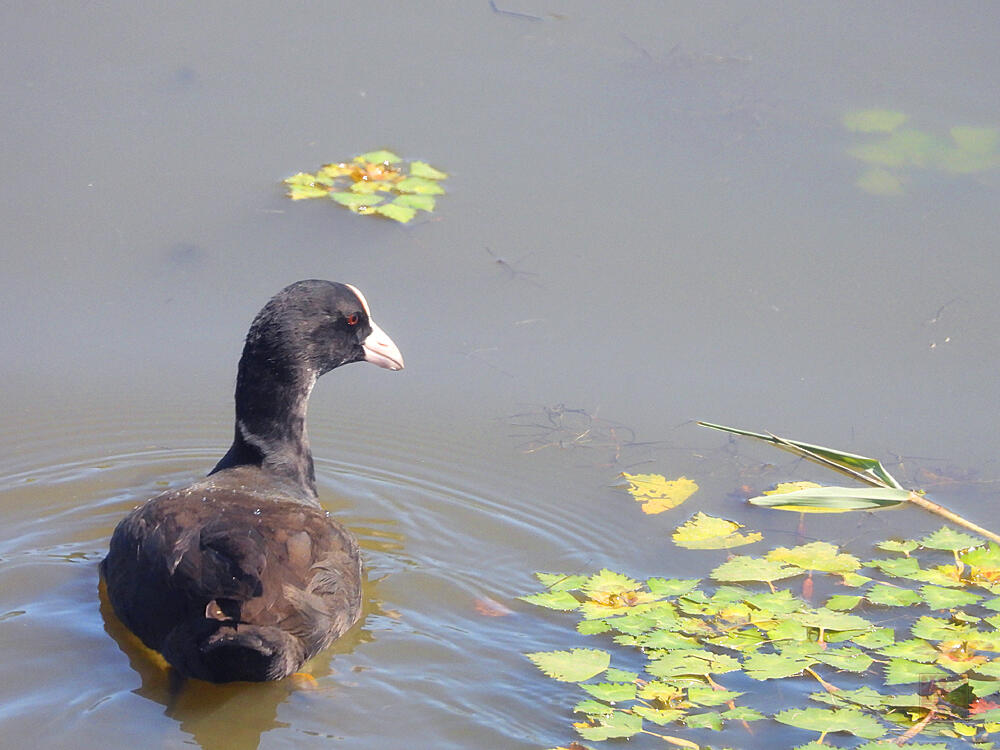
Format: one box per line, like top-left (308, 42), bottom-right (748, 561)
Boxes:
top-left (748, 486), bottom-right (912, 512)
top-left (697, 421), bottom-right (903, 489)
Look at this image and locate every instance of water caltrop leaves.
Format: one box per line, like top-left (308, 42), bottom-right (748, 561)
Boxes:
top-left (671, 511), bottom-right (762, 549)
top-left (526, 648), bottom-right (611, 682)
top-left (523, 526), bottom-right (1000, 747)
top-left (283, 150), bottom-right (448, 222)
top-left (619, 473), bottom-right (697, 514)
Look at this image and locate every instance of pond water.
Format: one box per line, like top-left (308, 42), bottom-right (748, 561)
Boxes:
top-left (2, 3), bottom-right (998, 748)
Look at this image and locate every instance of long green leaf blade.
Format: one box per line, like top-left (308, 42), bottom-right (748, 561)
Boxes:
top-left (748, 486), bottom-right (912, 512)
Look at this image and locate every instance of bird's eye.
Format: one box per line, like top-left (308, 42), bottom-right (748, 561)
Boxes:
top-left (346, 312), bottom-right (360, 325)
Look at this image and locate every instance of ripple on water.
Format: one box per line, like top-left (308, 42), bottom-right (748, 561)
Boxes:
top-left (0, 408), bottom-right (584, 749)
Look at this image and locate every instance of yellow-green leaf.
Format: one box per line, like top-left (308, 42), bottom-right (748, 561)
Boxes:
top-left (620, 473), bottom-right (698, 515)
top-left (842, 109), bottom-right (908, 133)
top-left (672, 512), bottom-right (761, 549)
top-left (355, 149), bottom-right (401, 164)
top-left (409, 161), bottom-right (448, 179)
top-left (526, 648), bottom-right (611, 682)
top-left (396, 176), bottom-right (446, 195)
top-left (375, 202), bottom-right (418, 223)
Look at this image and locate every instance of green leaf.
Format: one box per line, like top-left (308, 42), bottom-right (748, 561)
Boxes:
top-left (721, 706), bottom-right (765, 721)
top-left (813, 647), bottom-right (874, 673)
top-left (579, 682), bottom-right (636, 702)
top-left (773, 707), bottom-right (886, 739)
top-left (789, 608), bottom-right (873, 632)
top-left (526, 648), bottom-right (611, 682)
top-left (573, 698), bottom-right (614, 717)
top-left (950, 126), bottom-right (999, 155)
top-left (749, 486), bottom-right (911, 512)
top-left (842, 109), bottom-right (908, 133)
top-left (743, 651), bottom-right (817, 680)
top-left (395, 176), bottom-right (446, 195)
top-left (575, 710), bottom-right (642, 740)
top-left (375, 201), bottom-right (418, 223)
top-left (330, 192), bottom-right (383, 210)
top-left (868, 556), bottom-right (922, 579)
top-left (619, 473), bottom-right (698, 515)
top-left (919, 527), bottom-right (980, 551)
top-left (825, 594), bottom-right (862, 611)
top-left (768, 542), bottom-right (861, 574)
top-left (876, 539), bottom-right (919, 555)
top-left (519, 590), bottom-right (581, 610)
top-left (581, 570), bottom-right (640, 599)
top-left (348, 179), bottom-right (396, 194)
top-left (911, 615), bottom-right (966, 640)
top-left (355, 149), bottom-right (401, 164)
top-left (632, 705), bottom-right (685, 725)
top-left (647, 650), bottom-right (740, 679)
top-left (684, 711), bottom-right (723, 731)
top-left (877, 638), bottom-right (940, 663)
top-left (535, 572), bottom-right (588, 591)
top-left (646, 578), bottom-right (700, 597)
top-left (672, 511), bottom-right (761, 549)
top-left (884, 657), bottom-right (947, 685)
top-left (710, 556), bottom-right (800, 585)
top-left (867, 583), bottom-right (921, 607)
top-left (392, 193), bottom-right (436, 212)
top-left (919, 584), bottom-right (982, 610)
top-left (851, 627), bottom-right (895, 649)
top-left (577, 619), bottom-right (611, 635)
top-left (687, 686), bottom-right (744, 706)
top-left (697, 421), bottom-right (903, 489)
top-left (408, 161), bottom-right (448, 180)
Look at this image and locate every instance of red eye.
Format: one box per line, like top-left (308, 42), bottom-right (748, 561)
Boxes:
top-left (346, 312), bottom-right (359, 325)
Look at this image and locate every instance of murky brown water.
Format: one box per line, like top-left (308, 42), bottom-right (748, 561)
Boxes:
top-left (2, 3), bottom-right (998, 748)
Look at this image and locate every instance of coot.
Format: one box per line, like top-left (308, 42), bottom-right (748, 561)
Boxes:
top-left (101, 280), bottom-right (403, 682)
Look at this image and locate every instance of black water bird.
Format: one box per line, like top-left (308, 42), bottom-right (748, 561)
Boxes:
top-left (102, 280), bottom-right (403, 682)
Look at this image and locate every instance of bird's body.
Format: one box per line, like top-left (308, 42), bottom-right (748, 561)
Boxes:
top-left (101, 280), bottom-right (402, 682)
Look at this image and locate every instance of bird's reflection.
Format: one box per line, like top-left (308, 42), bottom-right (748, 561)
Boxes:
top-left (99, 577), bottom-right (382, 750)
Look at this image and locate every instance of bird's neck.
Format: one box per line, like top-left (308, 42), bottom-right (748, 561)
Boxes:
top-left (210, 350), bottom-right (318, 497)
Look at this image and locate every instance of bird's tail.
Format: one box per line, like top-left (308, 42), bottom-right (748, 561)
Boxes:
top-left (163, 619), bottom-right (304, 683)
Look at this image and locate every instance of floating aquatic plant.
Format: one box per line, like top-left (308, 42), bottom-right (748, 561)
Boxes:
top-left (525, 531), bottom-right (1000, 748)
top-left (283, 150), bottom-right (447, 223)
top-left (842, 109), bottom-right (1000, 195)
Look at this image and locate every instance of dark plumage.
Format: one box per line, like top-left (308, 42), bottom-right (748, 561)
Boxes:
top-left (101, 280), bottom-right (403, 682)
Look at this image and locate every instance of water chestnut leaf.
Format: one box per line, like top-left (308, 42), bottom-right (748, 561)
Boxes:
top-left (408, 161), bottom-right (448, 179)
top-left (526, 648), bottom-right (611, 682)
top-left (375, 202), bottom-right (418, 223)
top-left (284, 151), bottom-right (447, 222)
top-left (877, 539), bottom-right (919, 555)
top-left (742, 651), bottom-right (817, 680)
top-left (825, 594), bottom-right (862, 611)
top-left (631, 706), bottom-right (685, 725)
top-left (920, 527), bottom-right (980, 552)
top-left (768, 541), bottom-right (861, 574)
top-left (672, 512), bottom-right (762, 549)
top-left (604, 668), bottom-right (638, 682)
top-left (573, 699), bottom-right (614, 717)
top-left (813, 647), bottom-right (874, 673)
top-left (868, 556), bottom-right (922, 579)
top-left (856, 167), bottom-right (904, 196)
top-left (711, 556), bottom-right (800, 586)
top-left (683, 711), bottom-right (722, 730)
top-left (646, 577), bottom-right (699, 597)
top-left (619, 473), bottom-right (698, 515)
top-left (867, 584), bottom-right (922, 607)
top-left (355, 150), bottom-right (401, 164)
top-left (578, 619), bottom-right (611, 635)
top-left (580, 682), bottom-right (636, 703)
top-left (574, 710), bottom-right (642, 740)
top-left (920, 584), bottom-right (982, 610)
top-left (877, 638), bottom-right (939, 662)
top-left (395, 176), bottom-right (446, 195)
top-left (687, 686), bottom-right (743, 706)
top-left (884, 657), bottom-right (947, 685)
top-left (519, 590), bottom-right (581, 610)
top-left (721, 706), bottom-right (765, 721)
top-left (773, 707), bottom-right (886, 739)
